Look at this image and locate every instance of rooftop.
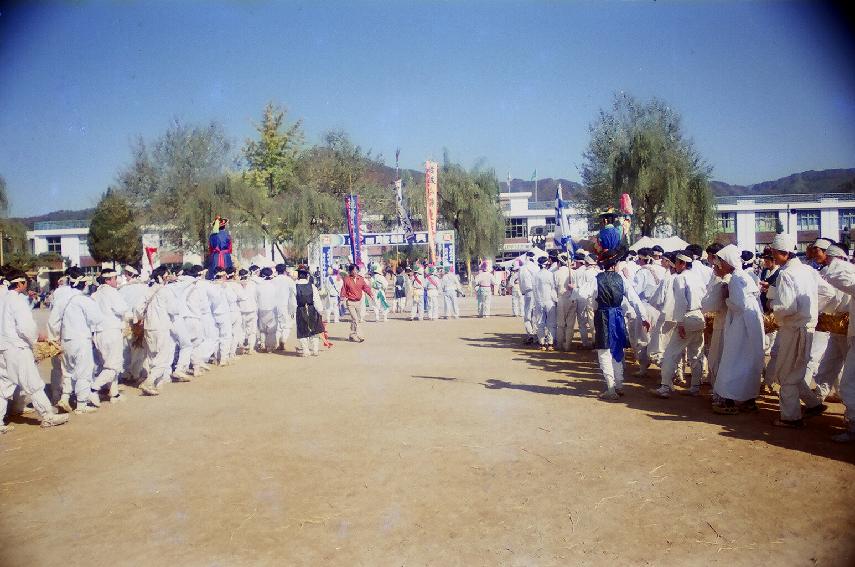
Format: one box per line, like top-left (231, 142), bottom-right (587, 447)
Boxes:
top-left (32, 220), bottom-right (89, 231)
top-left (714, 193), bottom-right (855, 205)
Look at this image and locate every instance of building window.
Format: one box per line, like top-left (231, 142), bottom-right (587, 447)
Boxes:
top-left (716, 212), bottom-right (736, 233)
top-left (755, 211), bottom-right (779, 233)
top-left (505, 218), bottom-right (527, 239)
top-left (544, 218), bottom-right (556, 233)
top-left (46, 237), bottom-right (61, 254)
top-left (78, 236), bottom-right (90, 256)
top-left (839, 209), bottom-right (855, 231)
top-left (796, 210), bottom-right (820, 231)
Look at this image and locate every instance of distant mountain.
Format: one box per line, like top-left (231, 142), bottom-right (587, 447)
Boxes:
top-left (710, 168), bottom-right (855, 197)
top-left (12, 208), bottom-right (96, 229)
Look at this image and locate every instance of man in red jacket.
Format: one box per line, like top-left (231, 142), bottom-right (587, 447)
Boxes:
top-left (339, 264), bottom-right (372, 342)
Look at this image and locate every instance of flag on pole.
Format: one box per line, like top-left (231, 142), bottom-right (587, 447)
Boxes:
top-left (553, 183), bottom-right (575, 254)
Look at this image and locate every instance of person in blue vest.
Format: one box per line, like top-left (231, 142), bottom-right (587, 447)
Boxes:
top-left (206, 216), bottom-right (233, 280)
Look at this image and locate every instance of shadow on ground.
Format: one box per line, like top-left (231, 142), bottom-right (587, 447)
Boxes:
top-left (455, 332), bottom-right (855, 466)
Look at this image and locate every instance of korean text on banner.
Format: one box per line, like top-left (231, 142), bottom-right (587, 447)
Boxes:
top-left (344, 195), bottom-right (363, 266)
top-left (425, 160), bottom-right (438, 263)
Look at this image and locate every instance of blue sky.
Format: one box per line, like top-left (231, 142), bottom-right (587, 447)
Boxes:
top-left (1, 1), bottom-right (853, 216)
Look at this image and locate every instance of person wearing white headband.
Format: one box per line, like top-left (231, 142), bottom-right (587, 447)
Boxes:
top-left (91, 269), bottom-right (131, 402)
top-left (135, 266), bottom-right (179, 396)
top-left (440, 264), bottom-right (461, 320)
top-left (650, 250), bottom-right (706, 398)
top-left (185, 266), bottom-right (216, 373)
top-left (708, 245), bottom-right (765, 414)
top-left (815, 243), bottom-right (855, 442)
top-left (47, 270), bottom-right (105, 414)
top-left (570, 253), bottom-right (598, 350)
top-left (118, 265), bottom-right (149, 384)
top-left (761, 233), bottom-right (826, 427)
top-left (0, 270), bottom-right (70, 431)
top-left (554, 253), bottom-right (574, 351)
top-left (532, 256), bottom-right (557, 350)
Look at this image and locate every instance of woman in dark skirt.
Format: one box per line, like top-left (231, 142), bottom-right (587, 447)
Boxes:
top-left (295, 266), bottom-right (325, 357)
top-left (594, 248), bottom-right (649, 401)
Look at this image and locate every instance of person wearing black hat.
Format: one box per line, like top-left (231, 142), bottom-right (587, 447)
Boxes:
top-left (518, 252), bottom-right (539, 344)
top-left (295, 266), bottom-right (325, 356)
top-left (255, 267), bottom-right (279, 352)
top-left (91, 269), bottom-right (132, 402)
top-left (273, 264), bottom-right (297, 351)
top-left (592, 248), bottom-right (650, 400)
top-left (135, 266), bottom-right (180, 396)
top-left (237, 268), bottom-right (260, 354)
top-left (532, 256), bottom-right (557, 350)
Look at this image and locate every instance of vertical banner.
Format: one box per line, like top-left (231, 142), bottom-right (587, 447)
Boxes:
top-left (344, 194), bottom-right (363, 266)
top-left (425, 160), bottom-right (439, 263)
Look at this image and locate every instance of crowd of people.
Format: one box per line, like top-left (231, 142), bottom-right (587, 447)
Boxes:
top-left (1, 232), bottom-right (854, 445)
top-left (503, 233), bottom-right (854, 442)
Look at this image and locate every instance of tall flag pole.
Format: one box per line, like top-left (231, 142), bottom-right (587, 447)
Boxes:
top-left (553, 182), bottom-right (575, 255)
top-left (425, 160), bottom-right (439, 264)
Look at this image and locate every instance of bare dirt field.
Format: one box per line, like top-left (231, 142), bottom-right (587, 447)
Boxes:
top-left (1, 295), bottom-right (853, 566)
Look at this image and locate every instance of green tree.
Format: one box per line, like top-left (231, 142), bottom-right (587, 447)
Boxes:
top-left (438, 153), bottom-right (505, 280)
top-left (118, 119), bottom-right (234, 252)
top-left (242, 102), bottom-right (304, 197)
top-left (88, 189), bottom-right (143, 267)
top-left (581, 93), bottom-right (715, 243)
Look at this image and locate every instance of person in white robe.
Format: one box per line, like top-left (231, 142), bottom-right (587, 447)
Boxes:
top-left (763, 233), bottom-right (826, 428)
top-left (136, 267), bottom-right (180, 396)
top-left (816, 244), bottom-right (855, 442)
top-left (440, 266), bottom-right (461, 319)
top-left (238, 269), bottom-right (259, 354)
top-left (48, 272), bottom-right (104, 413)
top-left (554, 254), bottom-right (574, 351)
top-left (709, 245), bottom-right (765, 414)
top-left (118, 266), bottom-right (149, 385)
top-left (1, 271), bottom-right (70, 431)
top-left (650, 251), bottom-right (706, 398)
top-left (532, 256), bottom-right (558, 350)
top-left (91, 269), bottom-right (131, 401)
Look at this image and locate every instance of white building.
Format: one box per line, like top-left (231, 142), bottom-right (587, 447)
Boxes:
top-left (27, 220), bottom-right (96, 272)
top-left (714, 192), bottom-right (855, 253)
top-left (498, 191), bottom-right (855, 257)
top-left (498, 191), bottom-right (589, 259)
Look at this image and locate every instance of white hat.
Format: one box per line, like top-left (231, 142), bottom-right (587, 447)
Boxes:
top-left (826, 245), bottom-right (848, 259)
top-left (811, 238), bottom-right (832, 251)
top-left (769, 233), bottom-right (796, 253)
top-left (715, 244), bottom-right (742, 269)
top-left (123, 266), bottom-right (139, 275)
top-left (676, 253), bottom-right (692, 263)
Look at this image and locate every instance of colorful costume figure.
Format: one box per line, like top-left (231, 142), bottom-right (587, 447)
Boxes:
top-left (207, 217), bottom-right (233, 280)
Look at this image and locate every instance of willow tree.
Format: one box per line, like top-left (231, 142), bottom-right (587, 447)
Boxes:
top-left (438, 153), bottom-right (505, 280)
top-left (581, 93), bottom-right (715, 243)
top-left (118, 120), bottom-right (234, 253)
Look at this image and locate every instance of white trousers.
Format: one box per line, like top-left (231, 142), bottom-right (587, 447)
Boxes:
top-left (184, 318), bottom-right (205, 368)
top-left (575, 300), bottom-right (594, 348)
top-left (93, 328), bottom-right (124, 390)
top-left (62, 337), bottom-right (95, 404)
top-left (775, 327), bottom-right (822, 421)
top-left (443, 293), bottom-right (459, 318)
top-left (325, 296), bottom-right (341, 323)
top-left (815, 333), bottom-right (847, 393)
top-left (258, 310), bottom-right (278, 351)
top-left (1, 347), bottom-right (56, 419)
top-left (511, 289), bottom-right (523, 317)
top-left (230, 311), bottom-right (244, 357)
top-left (242, 311), bottom-right (259, 352)
top-left (477, 288), bottom-right (492, 317)
top-left (426, 290), bottom-right (439, 320)
top-left (298, 335), bottom-right (320, 356)
top-left (597, 348), bottom-right (625, 391)
top-left (171, 317), bottom-right (193, 374)
top-left (706, 324), bottom-right (726, 386)
top-left (535, 302), bottom-right (556, 345)
top-left (144, 329), bottom-right (174, 388)
top-left (522, 291), bottom-right (535, 336)
top-left (659, 327), bottom-right (705, 388)
top-left (215, 315), bottom-right (233, 362)
top-left (410, 291), bottom-right (424, 320)
top-left (556, 296), bottom-right (575, 351)
top-left (839, 338), bottom-right (855, 424)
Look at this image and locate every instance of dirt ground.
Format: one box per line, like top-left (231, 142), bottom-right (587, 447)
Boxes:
top-left (1, 295), bottom-right (853, 566)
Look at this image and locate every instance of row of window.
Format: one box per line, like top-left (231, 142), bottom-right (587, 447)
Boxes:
top-left (505, 218), bottom-right (557, 239)
top-left (45, 236), bottom-right (90, 255)
top-left (716, 209), bottom-right (855, 234)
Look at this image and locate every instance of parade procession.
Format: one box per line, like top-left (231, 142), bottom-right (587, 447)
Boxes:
top-left (3, 186), bottom-right (855, 447)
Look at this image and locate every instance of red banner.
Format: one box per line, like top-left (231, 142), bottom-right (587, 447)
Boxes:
top-left (425, 160), bottom-right (438, 263)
